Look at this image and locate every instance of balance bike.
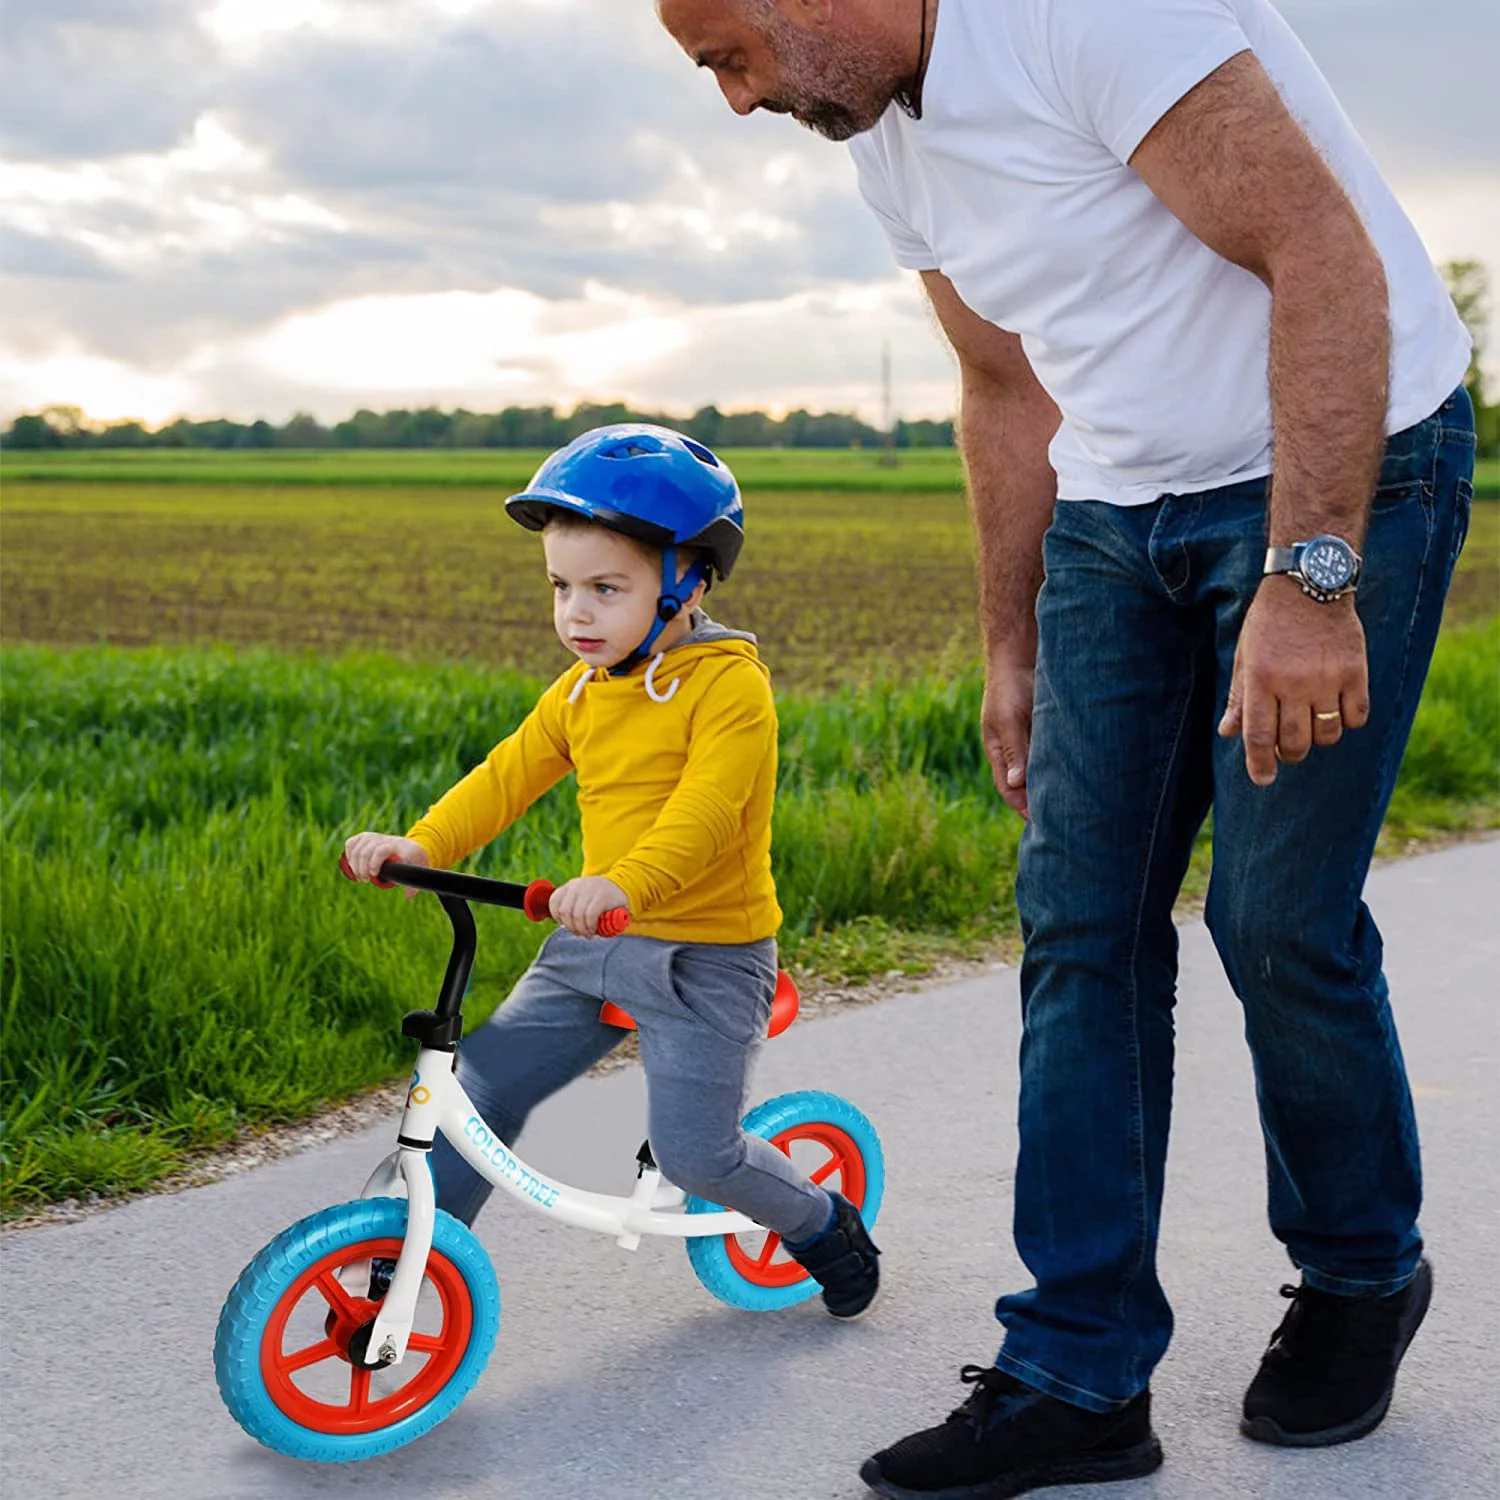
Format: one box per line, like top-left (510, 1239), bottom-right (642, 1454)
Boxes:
top-left (214, 858), bottom-right (885, 1462)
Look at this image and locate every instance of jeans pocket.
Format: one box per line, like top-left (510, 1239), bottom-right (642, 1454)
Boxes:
top-left (1369, 477), bottom-right (1427, 515)
top-left (668, 945), bottom-right (775, 1046)
top-left (1451, 477), bottom-right (1474, 568)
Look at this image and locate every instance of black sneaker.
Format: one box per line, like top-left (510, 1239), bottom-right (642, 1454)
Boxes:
top-left (1241, 1257), bottom-right (1432, 1447)
top-left (366, 1256), bottom-right (396, 1300)
top-left (860, 1365), bottom-right (1163, 1499)
top-left (786, 1193), bottom-right (881, 1318)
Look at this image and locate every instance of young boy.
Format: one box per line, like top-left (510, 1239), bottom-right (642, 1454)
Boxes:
top-left (343, 423), bottom-right (880, 1317)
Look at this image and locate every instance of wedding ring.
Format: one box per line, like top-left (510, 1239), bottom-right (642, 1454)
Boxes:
top-left (1315, 710), bottom-right (1342, 722)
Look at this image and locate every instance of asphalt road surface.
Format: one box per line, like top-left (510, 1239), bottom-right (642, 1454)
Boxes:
top-left (3, 840), bottom-right (1496, 1500)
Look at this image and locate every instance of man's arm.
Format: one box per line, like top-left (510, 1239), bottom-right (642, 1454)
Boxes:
top-left (921, 270), bottom-right (1060, 817)
top-left (1129, 50), bottom-right (1387, 784)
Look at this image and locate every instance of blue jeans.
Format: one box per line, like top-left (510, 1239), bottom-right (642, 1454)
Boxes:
top-left (995, 387), bottom-right (1476, 1412)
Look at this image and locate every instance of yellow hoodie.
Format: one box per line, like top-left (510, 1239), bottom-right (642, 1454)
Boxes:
top-left (406, 618), bottom-right (782, 944)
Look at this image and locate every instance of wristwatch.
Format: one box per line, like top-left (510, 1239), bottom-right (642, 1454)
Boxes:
top-left (1263, 534), bottom-right (1362, 603)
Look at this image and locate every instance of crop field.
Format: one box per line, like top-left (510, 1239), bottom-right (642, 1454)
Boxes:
top-left (3, 462), bottom-right (1496, 688)
top-left (0, 480), bottom-right (985, 691)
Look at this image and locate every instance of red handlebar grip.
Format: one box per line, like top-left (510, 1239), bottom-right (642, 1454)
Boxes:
top-left (523, 879), bottom-right (555, 923)
top-left (339, 853), bottom-right (395, 889)
top-left (597, 908), bottom-right (632, 937)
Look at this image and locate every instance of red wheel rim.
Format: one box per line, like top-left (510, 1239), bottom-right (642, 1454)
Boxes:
top-left (259, 1236), bottom-right (474, 1434)
top-left (723, 1122), bottom-right (866, 1288)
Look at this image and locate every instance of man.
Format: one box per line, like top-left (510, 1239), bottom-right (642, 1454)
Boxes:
top-left (656, 1), bottom-right (1475, 1495)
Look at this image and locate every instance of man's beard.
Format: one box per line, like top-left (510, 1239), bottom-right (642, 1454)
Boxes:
top-left (757, 12), bottom-right (901, 141)
top-left (759, 94), bottom-right (869, 142)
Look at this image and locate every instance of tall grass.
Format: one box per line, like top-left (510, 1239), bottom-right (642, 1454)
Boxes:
top-left (2, 623), bottom-right (1495, 1209)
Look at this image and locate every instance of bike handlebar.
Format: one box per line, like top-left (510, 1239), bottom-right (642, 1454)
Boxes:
top-left (337, 855), bottom-right (631, 936)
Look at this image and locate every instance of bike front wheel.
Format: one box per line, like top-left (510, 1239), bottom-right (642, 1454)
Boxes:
top-left (215, 1196), bottom-right (500, 1462)
top-left (685, 1090), bottom-right (885, 1312)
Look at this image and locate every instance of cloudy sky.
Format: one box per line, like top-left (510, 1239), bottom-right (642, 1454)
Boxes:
top-left (1, 0), bottom-right (1495, 428)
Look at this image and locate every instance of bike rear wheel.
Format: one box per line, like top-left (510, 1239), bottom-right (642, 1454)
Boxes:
top-left (685, 1090), bottom-right (885, 1312)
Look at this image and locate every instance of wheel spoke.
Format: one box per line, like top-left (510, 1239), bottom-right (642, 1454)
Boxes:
top-left (315, 1270), bottom-right (358, 1320)
top-left (809, 1156), bottom-right (842, 1187)
top-left (275, 1337), bottom-right (339, 1375)
top-left (755, 1234), bottom-right (782, 1270)
top-left (349, 1367), bottom-right (372, 1415)
top-left (407, 1332), bottom-right (445, 1355)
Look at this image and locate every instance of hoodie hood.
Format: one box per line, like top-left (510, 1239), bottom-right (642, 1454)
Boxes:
top-left (668, 609), bottom-right (758, 651)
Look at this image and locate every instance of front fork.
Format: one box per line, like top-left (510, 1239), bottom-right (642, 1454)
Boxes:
top-left (349, 1146), bottom-right (434, 1368)
top-left (348, 1046), bottom-right (451, 1367)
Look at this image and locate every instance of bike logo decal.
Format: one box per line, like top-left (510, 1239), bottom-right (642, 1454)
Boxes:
top-left (406, 1069), bottom-right (431, 1108)
top-left (464, 1115), bottom-right (561, 1209)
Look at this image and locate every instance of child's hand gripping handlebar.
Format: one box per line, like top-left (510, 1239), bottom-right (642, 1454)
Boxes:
top-left (337, 855), bottom-right (631, 936)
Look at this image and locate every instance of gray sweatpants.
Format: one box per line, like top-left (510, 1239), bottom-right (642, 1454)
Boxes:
top-left (429, 928), bottom-right (833, 1244)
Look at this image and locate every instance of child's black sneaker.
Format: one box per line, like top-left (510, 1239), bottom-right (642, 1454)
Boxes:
top-left (1241, 1257), bottom-right (1432, 1447)
top-left (860, 1365), bottom-right (1162, 1499)
top-left (366, 1256), bottom-right (397, 1300)
top-left (785, 1193), bottom-right (880, 1318)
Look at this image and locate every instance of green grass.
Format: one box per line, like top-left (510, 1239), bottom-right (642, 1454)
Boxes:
top-left (0, 648), bottom-right (1021, 1211)
top-left (1475, 456), bottom-right (1499, 499)
top-left (8, 446), bottom-right (1492, 494)
top-left (1, 447), bottom-right (967, 492)
top-left (3, 623), bottom-right (1496, 1213)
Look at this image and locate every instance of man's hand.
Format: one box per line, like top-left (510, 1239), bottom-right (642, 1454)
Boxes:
top-left (343, 832), bottom-right (430, 897)
top-left (982, 648), bottom-right (1037, 819)
top-left (1218, 578), bottom-right (1370, 785)
top-left (550, 876), bottom-right (631, 938)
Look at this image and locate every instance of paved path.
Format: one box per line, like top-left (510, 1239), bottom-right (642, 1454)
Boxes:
top-left (3, 841), bottom-right (1496, 1500)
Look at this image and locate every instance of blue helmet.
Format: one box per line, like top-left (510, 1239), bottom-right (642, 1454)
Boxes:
top-left (505, 423), bottom-right (744, 581)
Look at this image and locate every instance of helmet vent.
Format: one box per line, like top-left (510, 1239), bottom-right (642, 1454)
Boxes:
top-left (601, 436), bottom-right (665, 460)
top-left (681, 440), bottom-right (720, 467)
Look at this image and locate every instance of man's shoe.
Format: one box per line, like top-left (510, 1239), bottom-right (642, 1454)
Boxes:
top-left (1241, 1257), bottom-right (1432, 1447)
top-left (785, 1193), bottom-right (880, 1318)
top-left (859, 1365), bottom-right (1163, 1498)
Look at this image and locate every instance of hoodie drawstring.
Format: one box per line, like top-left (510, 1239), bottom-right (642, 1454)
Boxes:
top-left (569, 656), bottom-right (679, 703)
top-left (644, 652), bottom-right (679, 703)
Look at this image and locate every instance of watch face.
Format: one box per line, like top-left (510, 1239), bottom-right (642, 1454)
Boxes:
top-left (1303, 536), bottom-right (1356, 592)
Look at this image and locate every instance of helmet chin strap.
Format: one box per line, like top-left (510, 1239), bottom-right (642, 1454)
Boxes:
top-left (609, 546), bottom-right (707, 677)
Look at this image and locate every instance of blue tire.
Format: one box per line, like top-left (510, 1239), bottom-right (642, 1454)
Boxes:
top-left (685, 1090), bottom-right (885, 1312)
top-left (214, 1196), bottom-right (500, 1462)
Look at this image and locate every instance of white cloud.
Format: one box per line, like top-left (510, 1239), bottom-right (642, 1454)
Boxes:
top-left (0, 347), bottom-right (196, 428)
top-left (248, 281), bottom-right (694, 395)
top-left (0, 114), bottom-right (347, 269)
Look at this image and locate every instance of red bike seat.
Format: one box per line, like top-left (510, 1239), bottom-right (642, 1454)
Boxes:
top-left (600, 969), bottom-right (801, 1037)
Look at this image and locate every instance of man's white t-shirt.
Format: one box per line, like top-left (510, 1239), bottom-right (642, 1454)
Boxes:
top-left (847, 0), bottom-right (1470, 505)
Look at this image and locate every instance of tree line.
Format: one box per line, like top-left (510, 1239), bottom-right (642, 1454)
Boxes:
top-left (3, 401), bottom-right (956, 452)
top-left (4, 262), bottom-right (1492, 455)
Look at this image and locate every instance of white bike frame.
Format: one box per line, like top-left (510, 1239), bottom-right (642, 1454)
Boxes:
top-left (353, 1046), bottom-right (760, 1368)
